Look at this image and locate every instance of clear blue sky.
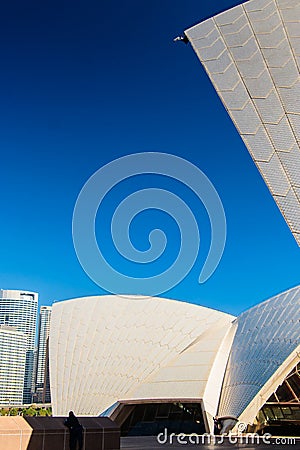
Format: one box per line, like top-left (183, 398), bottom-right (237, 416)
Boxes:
top-left (1, 0), bottom-right (299, 316)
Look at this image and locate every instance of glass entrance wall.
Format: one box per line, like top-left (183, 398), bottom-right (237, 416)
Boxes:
top-left (120, 402), bottom-right (205, 436)
top-left (257, 363), bottom-right (300, 435)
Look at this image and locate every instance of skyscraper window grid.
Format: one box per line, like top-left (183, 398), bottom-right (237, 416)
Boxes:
top-left (35, 305), bottom-right (52, 402)
top-left (0, 290), bottom-right (38, 404)
top-left (0, 326), bottom-right (27, 405)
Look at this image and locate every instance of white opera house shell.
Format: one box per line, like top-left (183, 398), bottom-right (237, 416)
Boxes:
top-left (185, 0), bottom-right (300, 246)
top-left (49, 0), bottom-right (300, 437)
top-left (49, 286), bottom-right (300, 436)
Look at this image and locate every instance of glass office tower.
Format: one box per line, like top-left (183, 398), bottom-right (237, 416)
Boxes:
top-left (0, 326), bottom-right (27, 405)
top-left (0, 290), bottom-right (38, 404)
top-left (35, 305), bottom-right (52, 402)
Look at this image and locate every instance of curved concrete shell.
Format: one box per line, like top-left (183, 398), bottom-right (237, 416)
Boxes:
top-left (218, 285), bottom-right (300, 424)
top-left (185, 0), bottom-right (300, 245)
top-left (49, 295), bottom-right (235, 431)
top-left (49, 287), bottom-right (300, 432)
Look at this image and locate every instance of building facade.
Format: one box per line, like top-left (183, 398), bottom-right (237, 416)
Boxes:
top-left (0, 290), bottom-right (38, 404)
top-left (0, 326), bottom-right (27, 405)
top-left (35, 306), bottom-right (52, 402)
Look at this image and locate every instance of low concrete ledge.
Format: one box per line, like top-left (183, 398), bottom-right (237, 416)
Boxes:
top-left (0, 416), bottom-right (120, 450)
top-left (0, 416), bottom-right (32, 450)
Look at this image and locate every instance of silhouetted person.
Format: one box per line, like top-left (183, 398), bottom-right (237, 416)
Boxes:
top-left (214, 416), bottom-right (221, 435)
top-left (64, 411), bottom-right (83, 450)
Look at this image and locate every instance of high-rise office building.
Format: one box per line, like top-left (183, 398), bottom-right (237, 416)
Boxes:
top-left (42, 337), bottom-right (51, 403)
top-left (0, 290), bottom-right (38, 404)
top-left (35, 306), bottom-right (52, 402)
top-left (0, 326), bottom-right (27, 405)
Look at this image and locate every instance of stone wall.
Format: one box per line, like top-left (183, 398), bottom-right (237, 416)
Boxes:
top-left (0, 416), bottom-right (120, 450)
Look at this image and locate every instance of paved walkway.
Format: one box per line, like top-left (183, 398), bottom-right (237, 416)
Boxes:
top-left (121, 435), bottom-right (300, 449)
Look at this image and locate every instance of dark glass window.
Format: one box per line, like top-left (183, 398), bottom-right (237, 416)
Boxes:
top-left (259, 364), bottom-right (300, 434)
top-left (276, 383), bottom-right (295, 402)
top-left (156, 403), bottom-right (170, 419)
top-left (287, 376), bottom-right (300, 399)
top-left (121, 402), bottom-right (205, 436)
top-left (143, 404), bottom-right (157, 422)
top-left (267, 393), bottom-right (277, 402)
top-left (271, 407), bottom-right (284, 419)
top-left (263, 406), bottom-right (274, 420)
